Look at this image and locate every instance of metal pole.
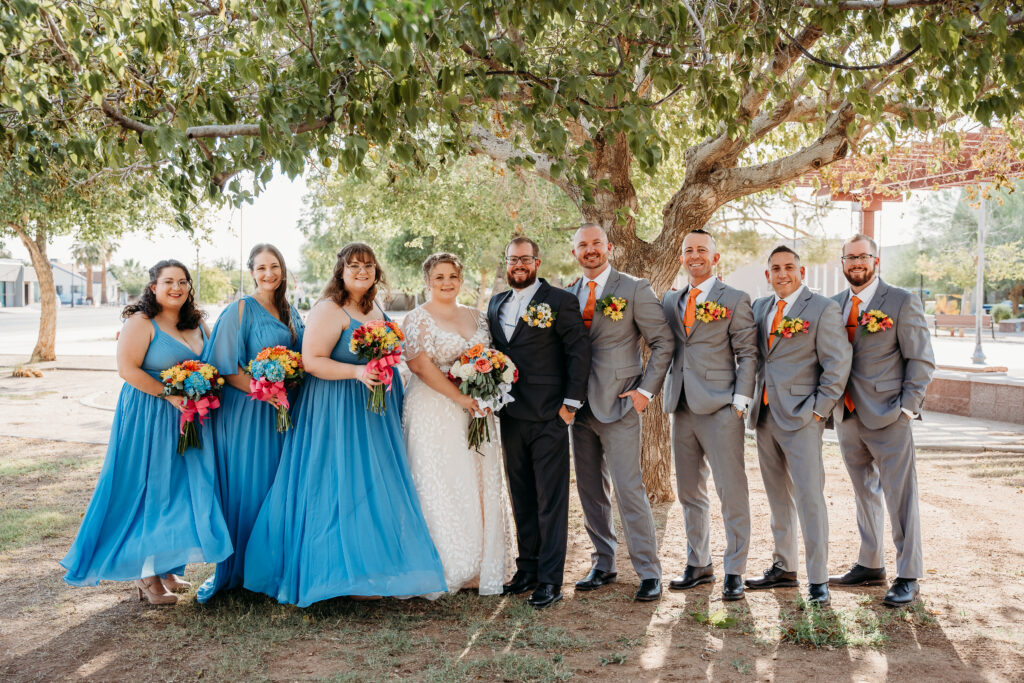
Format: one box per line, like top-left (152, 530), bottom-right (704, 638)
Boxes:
top-left (972, 195), bottom-right (987, 365)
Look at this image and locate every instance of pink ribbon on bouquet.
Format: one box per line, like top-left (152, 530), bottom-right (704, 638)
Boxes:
top-left (367, 351), bottom-right (402, 390)
top-left (180, 395), bottom-right (221, 434)
top-left (249, 378), bottom-right (290, 410)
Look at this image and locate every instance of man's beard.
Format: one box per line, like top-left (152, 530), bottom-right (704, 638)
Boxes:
top-left (507, 268), bottom-right (538, 289)
top-left (844, 265), bottom-right (875, 287)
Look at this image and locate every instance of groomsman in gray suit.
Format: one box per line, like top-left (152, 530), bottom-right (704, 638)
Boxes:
top-left (827, 234), bottom-right (935, 607)
top-left (662, 229), bottom-right (758, 602)
top-left (745, 245), bottom-right (851, 607)
top-left (567, 224), bottom-right (673, 602)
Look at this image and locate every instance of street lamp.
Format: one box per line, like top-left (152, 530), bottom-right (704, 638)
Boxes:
top-left (970, 194), bottom-right (988, 365)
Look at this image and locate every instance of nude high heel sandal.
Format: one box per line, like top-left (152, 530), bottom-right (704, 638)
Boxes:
top-left (135, 577), bottom-right (178, 605)
top-left (162, 574), bottom-right (193, 592)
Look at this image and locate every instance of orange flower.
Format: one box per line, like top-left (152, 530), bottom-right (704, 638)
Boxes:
top-left (466, 343), bottom-right (485, 358)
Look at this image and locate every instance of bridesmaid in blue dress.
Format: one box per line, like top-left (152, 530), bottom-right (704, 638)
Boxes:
top-left (61, 260), bottom-right (232, 605)
top-left (244, 242), bottom-right (447, 606)
top-left (197, 244), bottom-right (305, 603)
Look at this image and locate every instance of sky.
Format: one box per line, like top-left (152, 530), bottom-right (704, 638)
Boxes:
top-left (5, 170), bottom-right (932, 272)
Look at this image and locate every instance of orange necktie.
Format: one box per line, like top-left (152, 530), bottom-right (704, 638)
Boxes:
top-left (763, 299), bottom-right (787, 405)
top-left (843, 295), bottom-right (861, 413)
top-left (683, 288), bottom-right (701, 336)
top-left (582, 281), bottom-right (597, 329)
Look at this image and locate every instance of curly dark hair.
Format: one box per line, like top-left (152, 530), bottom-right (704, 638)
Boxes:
top-left (121, 259), bottom-right (205, 330)
top-left (320, 242), bottom-right (387, 315)
top-left (248, 243), bottom-right (297, 345)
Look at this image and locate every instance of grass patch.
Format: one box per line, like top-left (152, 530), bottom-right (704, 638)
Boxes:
top-left (730, 657), bottom-right (753, 675)
top-left (0, 456), bottom-right (96, 479)
top-left (599, 651), bottom-right (627, 666)
top-left (690, 606), bottom-right (739, 629)
top-left (778, 596), bottom-right (935, 649)
top-left (0, 508), bottom-right (73, 552)
top-left (0, 390), bottom-right (58, 401)
top-left (426, 652), bottom-right (572, 682)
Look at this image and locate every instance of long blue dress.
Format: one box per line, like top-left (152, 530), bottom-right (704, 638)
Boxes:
top-left (197, 297), bottom-right (305, 603)
top-left (243, 318), bottom-right (447, 606)
top-left (61, 319), bottom-right (232, 586)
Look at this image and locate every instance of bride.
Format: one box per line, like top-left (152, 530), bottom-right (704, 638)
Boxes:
top-left (402, 252), bottom-right (515, 595)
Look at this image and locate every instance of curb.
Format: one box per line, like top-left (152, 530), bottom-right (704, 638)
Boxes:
top-left (80, 391), bottom-right (116, 412)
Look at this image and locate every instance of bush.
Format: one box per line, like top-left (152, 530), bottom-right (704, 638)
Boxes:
top-left (991, 304), bottom-right (1012, 322)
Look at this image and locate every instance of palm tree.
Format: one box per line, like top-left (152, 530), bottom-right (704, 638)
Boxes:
top-left (71, 241), bottom-right (102, 304)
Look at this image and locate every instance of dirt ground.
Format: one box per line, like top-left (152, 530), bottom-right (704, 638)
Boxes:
top-left (1, 430), bottom-right (1022, 683)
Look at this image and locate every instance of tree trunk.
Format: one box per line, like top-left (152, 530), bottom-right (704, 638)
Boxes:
top-left (1009, 282), bottom-right (1022, 317)
top-left (476, 266), bottom-right (489, 311)
top-left (85, 264), bottom-right (94, 304)
top-left (100, 255), bottom-right (109, 305)
top-left (14, 223), bottom-right (58, 363)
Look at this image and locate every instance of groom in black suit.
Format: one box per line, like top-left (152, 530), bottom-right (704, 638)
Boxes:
top-left (488, 236), bottom-right (591, 608)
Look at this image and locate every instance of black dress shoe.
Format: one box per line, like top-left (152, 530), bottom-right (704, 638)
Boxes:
top-left (722, 574), bottom-right (744, 601)
top-left (634, 578), bottom-right (661, 602)
top-left (527, 583), bottom-right (562, 609)
top-left (882, 578), bottom-right (920, 607)
top-left (668, 563), bottom-right (714, 591)
top-left (744, 562), bottom-right (799, 590)
top-left (502, 570), bottom-right (538, 596)
top-left (575, 568), bottom-right (617, 592)
top-left (807, 582), bottom-right (831, 607)
top-left (828, 563), bottom-right (887, 586)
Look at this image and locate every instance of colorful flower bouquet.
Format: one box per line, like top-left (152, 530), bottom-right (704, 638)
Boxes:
top-left (160, 360), bottom-right (225, 455)
top-left (596, 295), bottom-right (627, 321)
top-left (448, 343), bottom-right (519, 451)
top-left (859, 309), bottom-right (893, 334)
top-left (771, 316), bottom-right (810, 340)
top-left (694, 300), bottom-right (731, 324)
top-left (349, 320), bottom-right (404, 414)
top-left (522, 302), bottom-right (555, 328)
top-left (248, 346), bottom-right (305, 432)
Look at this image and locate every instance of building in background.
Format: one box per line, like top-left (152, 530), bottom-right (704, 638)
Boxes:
top-left (51, 260), bottom-right (87, 306)
top-left (0, 259), bottom-right (40, 308)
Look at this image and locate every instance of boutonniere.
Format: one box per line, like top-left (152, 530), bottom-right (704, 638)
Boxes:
top-left (522, 302), bottom-right (555, 328)
top-left (694, 301), bottom-right (731, 324)
top-left (771, 316), bottom-right (810, 339)
top-left (859, 310), bottom-right (893, 334)
top-left (596, 295), bottom-right (627, 321)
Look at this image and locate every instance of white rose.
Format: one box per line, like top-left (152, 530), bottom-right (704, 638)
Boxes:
top-left (457, 363), bottom-right (475, 380)
top-left (502, 368), bottom-right (514, 383)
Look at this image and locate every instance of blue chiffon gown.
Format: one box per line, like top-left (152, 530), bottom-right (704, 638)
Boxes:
top-left (243, 319), bottom-right (447, 606)
top-left (61, 319), bottom-right (232, 586)
top-left (196, 297), bottom-right (305, 603)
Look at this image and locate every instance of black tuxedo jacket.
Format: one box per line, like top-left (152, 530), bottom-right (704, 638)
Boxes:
top-left (487, 278), bottom-right (591, 422)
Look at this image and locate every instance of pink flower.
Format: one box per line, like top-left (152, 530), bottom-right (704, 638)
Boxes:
top-left (474, 358), bottom-right (493, 374)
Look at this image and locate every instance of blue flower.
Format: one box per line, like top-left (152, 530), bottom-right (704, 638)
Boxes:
top-left (249, 359), bottom-right (267, 378)
top-left (263, 360), bottom-right (285, 383)
top-left (184, 372), bottom-right (211, 399)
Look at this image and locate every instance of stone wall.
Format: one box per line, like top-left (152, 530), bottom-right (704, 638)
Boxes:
top-left (924, 370), bottom-right (1024, 424)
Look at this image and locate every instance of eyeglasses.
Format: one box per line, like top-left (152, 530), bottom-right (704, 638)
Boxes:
top-left (345, 263), bottom-right (376, 273)
top-left (157, 279), bottom-right (191, 289)
top-left (840, 254), bottom-right (875, 263)
top-left (505, 256), bottom-right (537, 265)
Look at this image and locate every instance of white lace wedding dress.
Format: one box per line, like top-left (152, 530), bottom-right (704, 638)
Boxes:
top-left (401, 306), bottom-right (516, 596)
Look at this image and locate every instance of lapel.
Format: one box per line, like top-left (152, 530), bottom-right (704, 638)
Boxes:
top-left (589, 268), bottom-right (620, 337)
top-left (664, 288), bottom-right (684, 339)
top-left (509, 279), bottom-right (550, 345)
top-left (687, 278), bottom-right (726, 341)
top-left (767, 287), bottom-right (812, 357)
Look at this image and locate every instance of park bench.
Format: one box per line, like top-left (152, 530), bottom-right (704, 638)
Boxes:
top-left (933, 313), bottom-right (995, 338)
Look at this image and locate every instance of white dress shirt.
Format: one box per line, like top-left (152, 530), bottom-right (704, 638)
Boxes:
top-left (683, 275), bottom-right (750, 412)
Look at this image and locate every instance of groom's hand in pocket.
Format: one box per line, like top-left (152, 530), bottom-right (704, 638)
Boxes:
top-left (558, 405), bottom-right (575, 425)
top-left (618, 389), bottom-right (649, 415)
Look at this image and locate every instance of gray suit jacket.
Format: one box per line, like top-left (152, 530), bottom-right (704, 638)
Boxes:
top-left (568, 268), bottom-right (673, 423)
top-left (747, 287), bottom-right (851, 432)
top-left (831, 279), bottom-right (935, 430)
top-left (661, 279), bottom-right (758, 415)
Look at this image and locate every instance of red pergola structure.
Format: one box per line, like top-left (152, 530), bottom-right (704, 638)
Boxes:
top-left (794, 127), bottom-right (1024, 239)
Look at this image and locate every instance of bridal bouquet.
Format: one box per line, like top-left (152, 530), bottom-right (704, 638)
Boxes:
top-left (448, 344), bottom-right (519, 451)
top-left (248, 346), bottom-right (305, 432)
top-left (349, 320), bottom-right (404, 414)
top-left (160, 360), bottom-right (225, 455)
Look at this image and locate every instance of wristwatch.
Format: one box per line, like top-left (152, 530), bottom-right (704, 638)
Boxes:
top-left (564, 405), bottom-right (578, 414)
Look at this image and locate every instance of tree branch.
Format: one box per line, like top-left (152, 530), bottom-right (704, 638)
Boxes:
top-left (467, 123), bottom-right (581, 206)
top-left (100, 99), bottom-right (334, 138)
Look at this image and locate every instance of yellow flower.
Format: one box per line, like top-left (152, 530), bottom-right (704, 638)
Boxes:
top-left (217, 377), bottom-right (225, 385)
